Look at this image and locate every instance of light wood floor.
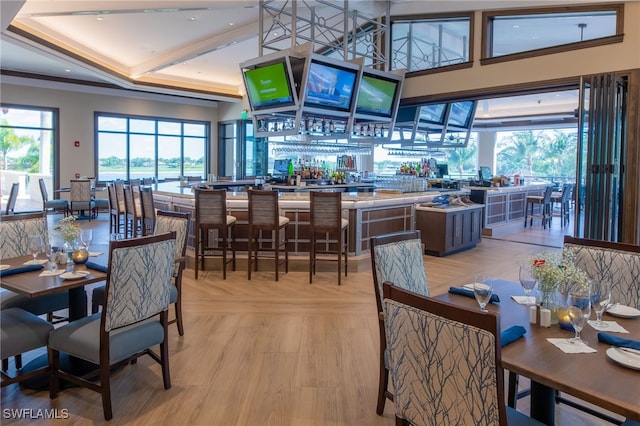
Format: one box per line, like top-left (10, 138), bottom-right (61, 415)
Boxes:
top-left (1, 214), bottom-right (612, 425)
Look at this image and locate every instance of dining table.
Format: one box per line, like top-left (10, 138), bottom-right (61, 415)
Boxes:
top-left (1, 247), bottom-right (109, 389)
top-left (436, 279), bottom-right (640, 425)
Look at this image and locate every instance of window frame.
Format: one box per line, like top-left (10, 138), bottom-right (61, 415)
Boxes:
top-left (481, 3), bottom-right (624, 66)
top-left (390, 11), bottom-right (475, 77)
top-left (94, 112), bottom-right (210, 183)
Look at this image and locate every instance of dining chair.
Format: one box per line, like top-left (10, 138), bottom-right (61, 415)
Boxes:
top-left (69, 179), bottom-right (97, 220)
top-left (113, 180), bottom-right (126, 235)
top-left (382, 281), bottom-right (542, 426)
top-left (38, 178), bottom-right (68, 216)
top-left (369, 230), bottom-right (429, 415)
top-left (0, 212), bottom-right (69, 370)
top-left (107, 183), bottom-right (121, 235)
top-left (247, 189), bottom-right (289, 282)
top-left (309, 191), bottom-right (348, 285)
top-left (524, 186), bottom-right (553, 229)
top-left (92, 185), bottom-right (110, 218)
top-left (194, 188), bottom-right (236, 279)
top-left (551, 183), bottom-right (573, 227)
top-left (48, 232), bottom-right (176, 421)
top-left (4, 182), bottom-right (19, 215)
top-left (140, 186), bottom-right (156, 236)
top-left (1, 307), bottom-right (53, 387)
top-left (123, 185), bottom-right (142, 237)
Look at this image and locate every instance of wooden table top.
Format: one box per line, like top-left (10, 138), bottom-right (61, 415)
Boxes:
top-left (437, 279), bottom-right (640, 422)
top-left (0, 254), bottom-right (107, 298)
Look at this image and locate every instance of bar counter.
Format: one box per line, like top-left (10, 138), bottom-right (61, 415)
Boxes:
top-left (469, 183), bottom-right (550, 236)
top-left (151, 181), bottom-right (457, 257)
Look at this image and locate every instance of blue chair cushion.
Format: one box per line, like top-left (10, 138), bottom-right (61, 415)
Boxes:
top-left (1, 289), bottom-right (68, 316)
top-left (48, 313), bottom-right (164, 365)
top-left (1, 307), bottom-right (53, 360)
top-left (506, 406), bottom-right (544, 425)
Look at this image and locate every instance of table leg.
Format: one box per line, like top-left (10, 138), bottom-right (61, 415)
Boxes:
top-left (530, 381), bottom-right (556, 425)
top-left (68, 286), bottom-right (87, 321)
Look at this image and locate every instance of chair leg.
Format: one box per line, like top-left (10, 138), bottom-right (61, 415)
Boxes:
top-left (222, 233), bottom-right (227, 280)
top-left (231, 226), bottom-right (236, 272)
top-left (337, 232), bottom-right (342, 286)
top-left (194, 230), bottom-right (199, 280)
top-left (15, 354), bottom-right (22, 369)
top-left (175, 291), bottom-right (184, 336)
top-left (344, 227), bottom-right (348, 279)
top-left (275, 230), bottom-right (279, 282)
top-left (507, 371), bottom-right (519, 408)
top-left (1, 358), bottom-right (7, 372)
top-left (48, 348), bottom-right (60, 399)
top-left (309, 233), bottom-right (315, 284)
top-left (100, 357), bottom-right (113, 420)
top-left (247, 229), bottom-right (253, 281)
top-left (160, 312), bottom-right (172, 389)
top-left (376, 364), bottom-right (390, 415)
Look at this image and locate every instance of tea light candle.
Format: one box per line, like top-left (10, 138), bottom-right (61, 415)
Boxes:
top-left (556, 306), bottom-right (572, 329)
top-left (71, 249), bottom-right (89, 264)
top-left (540, 308), bottom-right (551, 327)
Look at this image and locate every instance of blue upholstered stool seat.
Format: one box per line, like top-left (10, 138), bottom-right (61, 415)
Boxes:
top-left (48, 313), bottom-right (164, 365)
top-left (1, 307), bottom-right (53, 360)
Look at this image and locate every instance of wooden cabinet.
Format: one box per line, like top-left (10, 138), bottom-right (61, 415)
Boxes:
top-left (415, 204), bottom-right (483, 256)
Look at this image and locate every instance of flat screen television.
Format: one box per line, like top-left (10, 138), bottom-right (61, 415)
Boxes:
top-left (304, 60), bottom-right (357, 112)
top-left (436, 164), bottom-right (449, 178)
top-left (447, 101), bottom-right (475, 128)
top-left (243, 61), bottom-right (295, 111)
top-left (419, 104), bottom-right (447, 125)
top-left (355, 72), bottom-right (400, 118)
top-left (273, 159), bottom-right (290, 175)
top-left (479, 166), bottom-right (492, 182)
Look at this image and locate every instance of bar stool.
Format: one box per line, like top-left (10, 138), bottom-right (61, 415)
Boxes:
top-left (524, 186), bottom-right (553, 229)
top-left (140, 186), bottom-right (156, 236)
top-left (194, 188), bottom-right (236, 279)
top-left (123, 185), bottom-right (142, 237)
top-left (107, 183), bottom-right (121, 234)
top-left (114, 180), bottom-right (126, 235)
top-left (309, 191), bottom-right (348, 285)
top-left (551, 183), bottom-right (573, 228)
top-left (247, 189), bottom-right (289, 282)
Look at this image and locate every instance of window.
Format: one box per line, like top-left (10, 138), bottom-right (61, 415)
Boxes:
top-left (96, 113), bottom-right (209, 182)
top-left (0, 105), bottom-right (57, 210)
top-left (482, 4), bottom-right (623, 63)
top-left (391, 14), bottom-right (473, 74)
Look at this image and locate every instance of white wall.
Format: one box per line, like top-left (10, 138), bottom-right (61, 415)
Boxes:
top-left (0, 83), bottom-right (219, 185)
top-left (402, 2), bottom-right (640, 100)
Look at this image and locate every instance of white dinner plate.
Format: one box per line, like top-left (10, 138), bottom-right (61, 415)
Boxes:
top-left (606, 347), bottom-right (640, 370)
top-left (60, 271), bottom-right (90, 280)
top-left (606, 304), bottom-right (640, 319)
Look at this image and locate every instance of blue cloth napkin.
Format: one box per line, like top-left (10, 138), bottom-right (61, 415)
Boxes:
top-left (0, 264), bottom-right (44, 277)
top-left (597, 332), bottom-right (640, 351)
top-left (85, 261), bottom-right (107, 273)
top-left (448, 286), bottom-right (500, 304)
top-left (501, 325), bottom-right (526, 347)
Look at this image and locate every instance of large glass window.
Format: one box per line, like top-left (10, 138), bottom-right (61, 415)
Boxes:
top-left (0, 105), bottom-right (57, 211)
top-left (483, 4), bottom-right (622, 62)
top-left (96, 113), bottom-right (209, 182)
top-left (391, 14), bottom-right (472, 74)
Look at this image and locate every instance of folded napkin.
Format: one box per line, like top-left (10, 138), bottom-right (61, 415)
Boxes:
top-left (597, 332), bottom-right (640, 351)
top-left (88, 251), bottom-right (103, 257)
top-left (547, 338), bottom-right (598, 354)
top-left (511, 295), bottom-right (536, 305)
top-left (23, 259), bottom-right (48, 265)
top-left (85, 261), bottom-right (107, 273)
top-left (501, 325), bottom-right (526, 347)
top-left (587, 320), bottom-right (629, 333)
top-left (39, 270), bottom-right (65, 277)
top-left (448, 287), bottom-right (500, 304)
top-left (0, 264), bottom-right (44, 277)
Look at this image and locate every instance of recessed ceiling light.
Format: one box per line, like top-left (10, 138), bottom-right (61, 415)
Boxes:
top-left (229, 22), bottom-right (234, 26)
top-left (512, 25), bottom-right (519, 29)
top-left (189, 16), bottom-right (197, 21)
top-left (97, 16), bottom-right (104, 21)
top-left (64, 69), bottom-right (71, 73)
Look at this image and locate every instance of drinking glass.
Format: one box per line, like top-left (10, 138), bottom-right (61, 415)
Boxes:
top-left (46, 244), bottom-right (59, 274)
top-left (80, 229), bottom-right (93, 251)
top-left (27, 235), bottom-right (42, 264)
top-left (518, 264), bottom-right (537, 305)
top-left (591, 280), bottom-right (611, 327)
top-left (473, 274), bottom-right (493, 312)
top-left (566, 291), bottom-right (591, 344)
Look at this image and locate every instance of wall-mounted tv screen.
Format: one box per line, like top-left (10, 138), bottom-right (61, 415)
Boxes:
top-left (447, 101), bottom-right (475, 128)
top-left (304, 60), bottom-right (357, 112)
top-left (273, 159), bottom-right (290, 175)
top-left (243, 61), bottom-right (295, 111)
top-left (436, 163), bottom-right (449, 178)
top-left (355, 73), bottom-right (399, 118)
top-left (419, 104), bottom-right (446, 125)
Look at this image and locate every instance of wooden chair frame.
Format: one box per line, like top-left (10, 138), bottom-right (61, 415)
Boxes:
top-left (309, 191), bottom-right (348, 285)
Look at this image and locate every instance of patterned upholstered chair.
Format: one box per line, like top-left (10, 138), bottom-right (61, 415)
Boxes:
top-left (309, 191), bottom-right (348, 285)
top-left (0, 212), bottom-right (69, 371)
top-left (1, 307), bottom-right (53, 387)
top-left (369, 230), bottom-right (429, 415)
top-left (383, 282), bottom-right (542, 426)
top-left (48, 232), bottom-right (176, 420)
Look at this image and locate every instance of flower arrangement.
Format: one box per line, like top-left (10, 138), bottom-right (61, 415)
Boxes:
top-left (528, 250), bottom-right (590, 295)
top-left (54, 216), bottom-right (81, 243)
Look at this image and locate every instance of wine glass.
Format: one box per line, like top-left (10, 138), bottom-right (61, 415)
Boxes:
top-left (566, 291), bottom-right (591, 344)
top-left (80, 229), bottom-right (93, 251)
top-left (518, 264), bottom-right (537, 305)
top-left (27, 235), bottom-right (42, 264)
top-left (591, 279), bottom-right (612, 327)
top-left (473, 274), bottom-right (493, 312)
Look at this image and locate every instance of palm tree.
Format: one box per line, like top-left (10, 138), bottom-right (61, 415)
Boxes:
top-left (497, 130), bottom-right (549, 177)
top-left (0, 120), bottom-right (34, 170)
top-left (446, 140), bottom-right (477, 178)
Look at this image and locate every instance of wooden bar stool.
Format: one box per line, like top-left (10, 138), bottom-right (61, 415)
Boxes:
top-left (524, 186), bottom-right (553, 229)
top-left (247, 189), bottom-right (289, 282)
top-left (309, 191), bottom-right (348, 285)
top-left (194, 189), bottom-right (236, 279)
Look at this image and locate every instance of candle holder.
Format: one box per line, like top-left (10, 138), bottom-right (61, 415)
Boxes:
top-left (71, 248), bottom-right (89, 265)
top-left (556, 306), bottom-right (575, 331)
